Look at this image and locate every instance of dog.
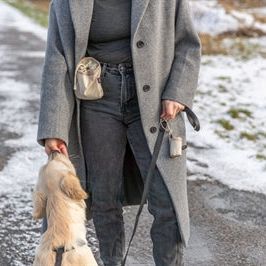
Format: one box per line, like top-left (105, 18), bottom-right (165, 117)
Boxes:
top-left (32, 151), bottom-right (97, 266)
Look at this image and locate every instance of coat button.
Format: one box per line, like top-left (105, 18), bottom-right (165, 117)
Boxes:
top-left (143, 85), bottom-right (150, 92)
top-left (136, 40), bottom-right (145, 48)
top-left (150, 126), bottom-right (157, 133)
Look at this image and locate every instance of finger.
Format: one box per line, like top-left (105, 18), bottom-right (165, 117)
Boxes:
top-left (165, 103), bottom-right (175, 120)
top-left (165, 113), bottom-right (173, 121)
top-left (45, 145), bottom-right (51, 156)
top-left (60, 145), bottom-right (69, 158)
top-left (160, 102), bottom-right (166, 118)
top-left (48, 144), bottom-right (61, 153)
top-left (175, 107), bottom-right (181, 115)
top-left (172, 106), bottom-right (180, 120)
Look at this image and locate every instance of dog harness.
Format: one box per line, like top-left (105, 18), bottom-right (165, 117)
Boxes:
top-left (53, 239), bottom-right (87, 266)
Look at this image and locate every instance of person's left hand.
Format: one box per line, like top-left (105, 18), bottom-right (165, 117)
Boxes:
top-left (160, 100), bottom-right (185, 121)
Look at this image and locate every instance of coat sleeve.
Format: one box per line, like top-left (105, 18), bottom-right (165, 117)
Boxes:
top-left (161, 0), bottom-right (201, 110)
top-left (37, 1), bottom-right (75, 147)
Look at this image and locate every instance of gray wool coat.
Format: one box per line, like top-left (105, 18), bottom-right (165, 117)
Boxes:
top-left (37, 0), bottom-right (201, 248)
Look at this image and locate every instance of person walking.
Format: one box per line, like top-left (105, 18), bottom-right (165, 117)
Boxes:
top-left (37, 0), bottom-right (201, 265)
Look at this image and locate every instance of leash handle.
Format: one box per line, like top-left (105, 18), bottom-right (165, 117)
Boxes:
top-left (121, 119), bottom-right (167, 266)
top-left (183, 106), bottom-right (200, 131)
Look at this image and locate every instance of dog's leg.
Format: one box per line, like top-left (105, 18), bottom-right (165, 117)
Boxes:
top-left (32, 174), bottom-right (47, 219)
top-left (60, 172), bottom-right (88, 201)
top-left (33, 243), bottom-right (56, 266)
top-left (32, 167), bottom-right (48, 219)
top-left (32, 190), bottom-right (47, 219)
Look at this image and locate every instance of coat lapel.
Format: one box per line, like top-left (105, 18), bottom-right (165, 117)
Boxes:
top-left (131, 0), bottom-right (150, 41)
top-left (69, 0), bottom-right (150, 65)
top-left (69, 0), bottom-right (94, 65)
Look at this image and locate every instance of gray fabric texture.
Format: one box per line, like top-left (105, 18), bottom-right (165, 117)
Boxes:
top-left (86, 0), bottom-right (132, 64)
top-left (36, 0), bottom-right (201, 248)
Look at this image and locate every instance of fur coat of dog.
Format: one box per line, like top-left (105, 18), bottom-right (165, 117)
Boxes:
top-left (32, 152), bottom-right (97, 266)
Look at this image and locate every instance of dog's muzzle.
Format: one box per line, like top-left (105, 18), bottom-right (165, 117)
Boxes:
top-left (49, 150), bottom-right (61, 161)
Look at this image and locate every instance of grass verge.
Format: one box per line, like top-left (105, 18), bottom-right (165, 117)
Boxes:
top-left (2, 0), bottom-right (49, 27)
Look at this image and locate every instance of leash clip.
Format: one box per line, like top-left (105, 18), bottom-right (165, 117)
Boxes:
top-left (159, 118), bottom-right (171, 133)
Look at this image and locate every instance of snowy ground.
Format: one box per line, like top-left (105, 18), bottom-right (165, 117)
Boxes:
top-left (187, 54), bottom-right (266, 194)
top-left (191, 0), bottom-right (266, 35)
top-left (187, 0), bottom-right (266, 195)
top-left (0, 1), bottom-right (265, 265)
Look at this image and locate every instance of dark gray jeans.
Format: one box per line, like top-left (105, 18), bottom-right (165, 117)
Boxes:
top-left (41, 62), bottom-right (184, 266)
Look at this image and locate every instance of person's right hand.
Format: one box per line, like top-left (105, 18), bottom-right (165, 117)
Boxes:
top-left (44, 138), bottom-right (69, 158)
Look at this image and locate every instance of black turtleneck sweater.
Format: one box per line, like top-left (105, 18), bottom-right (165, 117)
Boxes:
top-left (86, 0), bottom-right (132, 64)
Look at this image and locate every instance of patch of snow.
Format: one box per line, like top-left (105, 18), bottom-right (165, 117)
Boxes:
top-left (190, 1), bottom-right (239, 35)
top-left (248, 36), bottom-right (266, 48)
top-left (231, 10), bottom-right (266, 33)
top-left (190, 1), bottom-right (266, 35)
top-left (248, 7), bottom-right (266, 16)
top-left (0, 78), bottom-right (46, 194)
top-left (230, 10), bottom-right (255, 26)
top-left (187, 54), bottom-right (266, 194)
top-left (254, 21), bottom-right (266, 33)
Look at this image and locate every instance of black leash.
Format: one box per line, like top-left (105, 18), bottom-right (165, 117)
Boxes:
top-left (121, 108), bottom-right (200, 265)
top-left (183, 106), bottom-right (200, 132)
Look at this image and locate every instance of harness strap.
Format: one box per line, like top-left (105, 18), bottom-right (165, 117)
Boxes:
top-left (53, 239), bottom-right (86, 266)
top-left (54, 247), bottom-right (65, 266)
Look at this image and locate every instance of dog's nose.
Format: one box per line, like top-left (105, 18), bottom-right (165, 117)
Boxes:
top-left (49, 150), bottom-right (61, 160)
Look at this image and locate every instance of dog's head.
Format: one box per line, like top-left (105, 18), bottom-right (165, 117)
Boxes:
top-left (41, 152), bottom-right (88, 201)
top-left (48, 151), bottom-right (76, 175)
top-left (33, 152), bottom-right (88, 221)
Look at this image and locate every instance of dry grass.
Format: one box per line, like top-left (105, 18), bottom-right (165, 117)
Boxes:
top-left (200, 34), bottom-right (228, 55)
top-left (4, 0), bottom-right (49, 26)
top-left (200, 27), bottom-right (266, 55)
top-left (219, 0), bottom-right (266, 10)
top-left (220, 28), bottom-right (266, 38)
top-left (253, 13), bottom-right (266, 24)
top-left (27, 0), bottom-right (50, 12)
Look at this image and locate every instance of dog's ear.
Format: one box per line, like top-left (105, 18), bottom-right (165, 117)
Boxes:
top-left (60, 171), bottom-right (88, 200)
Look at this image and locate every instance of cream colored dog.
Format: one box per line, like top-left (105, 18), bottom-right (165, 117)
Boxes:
top-left (32, 151), bottom-right (97, 266)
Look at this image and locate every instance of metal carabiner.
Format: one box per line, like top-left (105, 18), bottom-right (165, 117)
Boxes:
top-left (159, 118), bottom-right (172, 134)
